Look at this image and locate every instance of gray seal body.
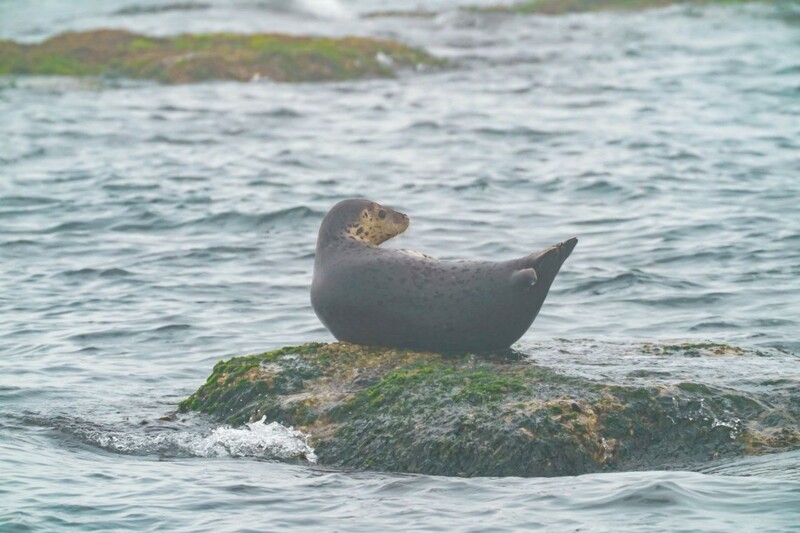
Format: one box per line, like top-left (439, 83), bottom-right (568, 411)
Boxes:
top-left (311, 199), bottom-right (577, 353)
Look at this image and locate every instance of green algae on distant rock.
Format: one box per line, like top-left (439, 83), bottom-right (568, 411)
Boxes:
top-left (178, 341), bottom-right (800, 477)
top-left (477, 0), bottom-right (761, 15)
top-left (0, 29), bottom-right (444, 84)
top-left (368, 0), bottom-right (771, 18)
top-left (363, 9), bottom-right (439, 19)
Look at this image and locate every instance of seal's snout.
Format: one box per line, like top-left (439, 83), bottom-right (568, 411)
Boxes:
top-left (393, 210), bottom-right (409, 229)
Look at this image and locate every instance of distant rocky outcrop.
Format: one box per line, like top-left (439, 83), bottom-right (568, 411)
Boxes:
top-left (178, 341), bottom-right (799, 477)
top-left (366, 0), bottom-right (771, 18)
top-left (0, 29), bottom-right (444, 84)
top-left (475, 0), bottom-right (758, 15)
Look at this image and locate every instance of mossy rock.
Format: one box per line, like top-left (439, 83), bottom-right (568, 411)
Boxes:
top-left (363, 10), bottom-right (439, 19)
top-left (179, 342), bottom-right (799, 476)
top-left (0, 29), bottom-right (445, 84)
top-left (368, 0), bottom-right (775, 18)
top-left (477, 0), bottom-right (759, 15)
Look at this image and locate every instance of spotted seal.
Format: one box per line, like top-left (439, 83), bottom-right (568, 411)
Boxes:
top-left (311, 199), bottom-right (577, 353)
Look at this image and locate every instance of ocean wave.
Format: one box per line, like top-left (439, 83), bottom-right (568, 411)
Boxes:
top-left (254, 107), bottom-right (304, 118)
top-left (38, 220), bottom-right (114, 234)
top-left (101, 183), bottom-right (161, 192)
top-left (651, 249), bottom-right (734, 265)
top-left (567, 268), bottom-right (697, 295)
top-left (56, 267), bottom-right (134, 279)
top-left (109, 206), bottom-right (321, 233)
top-left (575, 179), bottom-right (627, 195)
top-left (147, 135), bottom-right (219, 146)
top-left (244, 0), bottom-right (350, 19)
top-left (0, 195), bottom-right (59, 208)
top-left (113, 2), bottom-right (211, 16)
top-left (637, 292), bottom-right (732, 308)
top-left (402, 120), bottom-right (443, 131)
top-left (473, 126), bottom-right (562, 140)
top-left (198, 206), bottom-right (320, 229)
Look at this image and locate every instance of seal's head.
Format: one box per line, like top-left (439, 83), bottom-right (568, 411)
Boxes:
top-left (318, 199), bottom-right (409, 247)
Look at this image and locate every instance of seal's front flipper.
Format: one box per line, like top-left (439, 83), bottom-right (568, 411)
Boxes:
top-left (511, 268), bottom-right (538, 287)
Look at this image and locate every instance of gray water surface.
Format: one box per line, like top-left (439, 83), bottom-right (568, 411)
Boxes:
top-left (1, 0), bottom-right (800, 530)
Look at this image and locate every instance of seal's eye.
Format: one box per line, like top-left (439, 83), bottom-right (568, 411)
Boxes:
top-left (378, 210), bottom-right (386, 219)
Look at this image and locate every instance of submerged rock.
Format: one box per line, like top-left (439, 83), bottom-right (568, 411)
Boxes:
top-left (0, 29), bottom-right (444, 84)
top-left (179, 342), bottom-right (799, 477)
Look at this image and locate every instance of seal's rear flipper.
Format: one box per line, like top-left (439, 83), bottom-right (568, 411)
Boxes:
top-left (529, 237), bottom-right (578, 283)
top-left (561, 237), bottom-right (578, 257)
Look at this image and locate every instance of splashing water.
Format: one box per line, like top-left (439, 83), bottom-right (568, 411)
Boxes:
top-left (57, 415), bottom-right (317, 462)
top-left (209, 416), bottom-right (318, 462)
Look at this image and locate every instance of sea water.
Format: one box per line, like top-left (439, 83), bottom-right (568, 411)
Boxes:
top-left (1, 0), bottom-right (799, 530)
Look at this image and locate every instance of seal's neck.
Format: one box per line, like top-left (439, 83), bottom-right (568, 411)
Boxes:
top-left (317, 230), bottom-right (369, 252)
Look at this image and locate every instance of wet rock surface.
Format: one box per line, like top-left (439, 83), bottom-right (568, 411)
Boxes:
top-left (179, 341), bottom-right (799, 477)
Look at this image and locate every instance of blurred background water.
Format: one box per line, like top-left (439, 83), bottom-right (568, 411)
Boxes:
top-left (1, 0), bottom-right (799, 530)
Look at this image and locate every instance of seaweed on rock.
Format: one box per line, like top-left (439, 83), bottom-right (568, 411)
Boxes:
top-left (0, 29), bottom-right (444, 84)
top-left (179, 342), bottom-right (800, 477)
top-left (365, 0), bottom-right (774, 19)
top-left (476, 0), bottom-right (759, 15)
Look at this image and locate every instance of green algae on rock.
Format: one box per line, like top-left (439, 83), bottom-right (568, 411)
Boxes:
top-left (476, 0), bottom-right (760, 14)
top-left (0, 29), bottom-right (444, 84)
top-left (178, 342), bottom-right (800, 477)
top-left (367, 0), bottom-right (770, 18)
top-left (642, 341), bottom-right (748, 356)
top-left (363, 9), bottom-right (439, 19)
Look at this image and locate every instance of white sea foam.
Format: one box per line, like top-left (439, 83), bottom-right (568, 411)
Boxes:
top-left (207, 416), bottom-right (318, 462)
top-left (297, 0), bottom-right (350, 19)
top-left (85, 417), bottom-right (317, 462)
